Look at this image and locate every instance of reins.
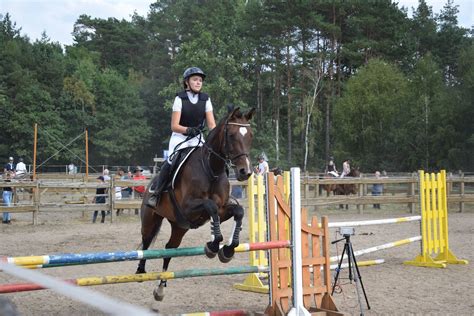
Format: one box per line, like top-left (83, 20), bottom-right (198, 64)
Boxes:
top-left (203, 121), bottom-right (250, 175)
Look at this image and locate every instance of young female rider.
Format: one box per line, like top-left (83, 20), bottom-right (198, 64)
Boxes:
top-left (147, 67), bottom-right (216, 207)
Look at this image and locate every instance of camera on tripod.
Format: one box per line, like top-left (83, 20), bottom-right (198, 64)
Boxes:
top-left (338, 226), bottom-right (355, 236)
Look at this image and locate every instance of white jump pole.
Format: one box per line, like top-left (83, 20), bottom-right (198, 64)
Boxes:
top-left (288, 167), bottom-right (311, 316)
top-left (328, 216), bottom-right (421, 228)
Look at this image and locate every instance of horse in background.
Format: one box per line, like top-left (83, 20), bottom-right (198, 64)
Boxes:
top-left (136, 106), bottom-right (255, 301)
top-left (334, 167), bottom-right (360, 209)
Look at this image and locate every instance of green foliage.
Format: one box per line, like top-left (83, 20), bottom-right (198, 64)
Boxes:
top-left (0, 3), bottom-right (472, 171)
top-left (334, 59), bottom-right (409, 170)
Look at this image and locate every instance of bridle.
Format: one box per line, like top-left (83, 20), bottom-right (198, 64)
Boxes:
top-left (203, 120), bottom-right (251, 172)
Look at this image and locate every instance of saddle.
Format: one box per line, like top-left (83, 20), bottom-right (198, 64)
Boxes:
top-left (149, 147), bottom-right (197, 193)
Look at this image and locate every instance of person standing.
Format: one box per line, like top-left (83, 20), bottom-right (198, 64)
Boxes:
top-left (15, 158), bottom-right (27, 178)
top-left (2, 172), bottom-right (14, 224)
top-left (256, 154), bottom-right (269, 175)
top-left (102, 169), bottom-right (111, 181)
top-left (4, 157), bottom-right (15, 174)
top-left (146, 67), bottom-right (216, 207)
top-left (115, 169), bottom-right (125, 216)
top-left (92, 176), bottom-right (107, 223)
top-left (372, 171), bottom-right (383, 209)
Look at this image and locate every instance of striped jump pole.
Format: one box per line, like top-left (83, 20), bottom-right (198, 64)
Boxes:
top-left (0, 265), bottom-right (269, 294)
top-left (1, 240), bottom-right (290, 269)
top-left (180, 310), bottom-right (248, 316)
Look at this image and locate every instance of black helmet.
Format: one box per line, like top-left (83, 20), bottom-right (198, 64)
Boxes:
top-left (329, 156), bottom-right (334, 161)
top-left (183, 67), bottom-right (206, 81)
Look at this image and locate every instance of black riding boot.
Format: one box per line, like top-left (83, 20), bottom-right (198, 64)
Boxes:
top-left (146, 162), bottom-right (171, 208)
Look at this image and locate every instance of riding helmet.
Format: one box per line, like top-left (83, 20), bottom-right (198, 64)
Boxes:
top-left (183, 67), bottom-right (206, 81)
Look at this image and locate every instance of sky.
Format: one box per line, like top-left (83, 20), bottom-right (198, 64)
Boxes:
top-left (1, 0), bottom-right (473, 46)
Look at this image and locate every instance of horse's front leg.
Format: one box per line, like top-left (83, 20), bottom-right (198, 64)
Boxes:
top-left (154, 222), bottom-right (188, 301)
top-left (198, 199), bottom-right (223, 258)
top-left (218, 203), bottom-right (244, 263)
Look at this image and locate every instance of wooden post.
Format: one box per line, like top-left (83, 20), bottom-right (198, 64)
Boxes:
top-left (459, 172), bottom-right (464, 213)
top-left (357, 182), bottom-right (363, 214)
top-left (33, 123), bottom-right (37, 180)
top-left (409, 177), bottom-right (416, 214)
top-left (109, 177), bottom-right (114, 223)
top-left (85, 129), bottom-right (89, 179)
top-left (33, 181), bottom-right (39, 225)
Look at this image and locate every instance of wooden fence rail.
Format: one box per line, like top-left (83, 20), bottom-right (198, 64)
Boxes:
top-left (1, 173), bottom-right (473, 224)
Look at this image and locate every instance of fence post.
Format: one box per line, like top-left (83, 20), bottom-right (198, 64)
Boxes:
top-left (33, 181), bottom-right (39, 225)
top-left (459, 172), bottom-right (464, 213)
top-left (409, 175), bottom-right (416, 214)
top-left (110, 178), bottom-right (114, 223)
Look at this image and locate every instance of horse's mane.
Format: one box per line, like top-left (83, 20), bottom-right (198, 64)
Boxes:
top-left (206, 108), bottom-right (243, 144)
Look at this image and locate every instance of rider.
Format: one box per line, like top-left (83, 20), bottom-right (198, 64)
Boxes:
top-left (340, 159), bottom-right (351, 178)
top-left (326, 156), bottom-right (339, 177)
top-left (146, 67), bottom-right (216, 207)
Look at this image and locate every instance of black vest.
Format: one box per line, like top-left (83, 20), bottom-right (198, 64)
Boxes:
top-left (177, 91), bottom-right (208, 129)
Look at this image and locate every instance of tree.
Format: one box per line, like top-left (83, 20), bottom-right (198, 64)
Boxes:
top-left (334, 59), bottom-right (409, 171)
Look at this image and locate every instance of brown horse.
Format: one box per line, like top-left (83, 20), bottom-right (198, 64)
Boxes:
top-left (334, 168), bottom-right (360, 209)
top-left (136, 107), bottom-right (255, 301)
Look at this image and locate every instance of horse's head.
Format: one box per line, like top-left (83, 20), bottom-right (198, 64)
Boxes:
top-left (209, 106), bottom-right (255, 181)
top-left (225, 106), bottom-right (256, 181)
top-left (349, 167), bottom-right (360, 177)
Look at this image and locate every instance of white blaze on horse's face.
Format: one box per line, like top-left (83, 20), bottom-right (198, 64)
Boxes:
top-left (239, 127), bottom-right (248, 137)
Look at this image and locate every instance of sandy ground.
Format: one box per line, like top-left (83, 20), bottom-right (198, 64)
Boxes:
top-left (0, 206), bottom-right (473, 316)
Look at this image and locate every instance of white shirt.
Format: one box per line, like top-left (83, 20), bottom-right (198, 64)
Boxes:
top-left (257, 160), bottom-right (269, 175)
top-left (15, 162), bottom-right (27, 174)
top-left (167, 92), bottom-right (213, 163)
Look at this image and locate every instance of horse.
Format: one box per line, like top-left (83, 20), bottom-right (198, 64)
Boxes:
top-left (136, 106), bottom-right (255, 301)
top-left (334, 168), bottom-right (360, 209)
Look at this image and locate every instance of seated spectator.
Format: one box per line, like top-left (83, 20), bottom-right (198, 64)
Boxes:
top-left (132, 167), bottom-right (146, 197)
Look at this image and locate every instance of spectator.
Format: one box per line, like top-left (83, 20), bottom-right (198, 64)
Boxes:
top-left (231, 185), bottom-right (243, 199)
top-left (122, 170), bottom-right (133, 198)
top-left (340, 159), bottom-right (351, 178)
top-left (255, 154), bottom-right (269, 175)
top-left (132, 167), bottom-right (146, 197)
top-left (15, 158), bottom-right (27, 178)
top-left (2, 172), bottom-right (14, 224)
top-left (133, 167), bottom-right (146, 215)
top-left (68, 162), bottom-right (76, 174)
top-left (92, 176), bottom-right (107, 223)
top-left (102, 168), bottom-right (111, 181)
top-left (115, 169), bottom-right (124, 216)
top-left (372, 171), bottom-right (383, 209)
top-left (4, 157), bottom-right (15, 174)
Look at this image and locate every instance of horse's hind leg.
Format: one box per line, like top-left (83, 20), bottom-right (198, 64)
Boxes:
top-left (154, 222), bottom-right (187, 301)
top-left (136, 206), bottom-right (164, 274)
top-left (218, 203), bottom-right (244, 263)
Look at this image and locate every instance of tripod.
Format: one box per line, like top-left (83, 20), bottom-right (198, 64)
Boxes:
top-left (332, 234), bottom-right (370, 316)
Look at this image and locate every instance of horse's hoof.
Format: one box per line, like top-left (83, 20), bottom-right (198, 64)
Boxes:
top-left (136, 267), bottom-right (146, 274)
top-left (153, 286), bottom-right (165, 301)
top-left (204, 243), bottom-right (217, 258)
top-left (218, 247), bottom-right (234, 263)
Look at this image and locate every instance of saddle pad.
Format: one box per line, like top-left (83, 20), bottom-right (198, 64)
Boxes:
top-left (171, 147), bottom-right (198, 189)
